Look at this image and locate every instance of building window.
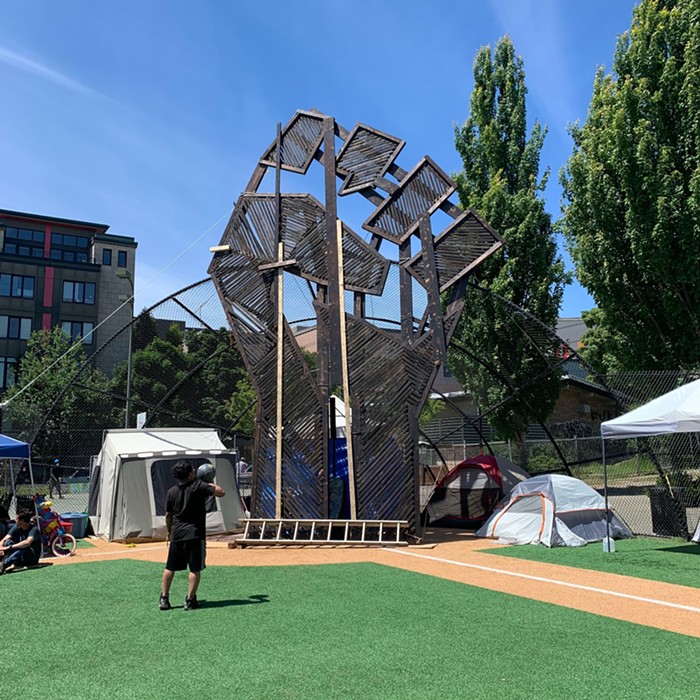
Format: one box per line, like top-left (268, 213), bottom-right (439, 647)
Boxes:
top-left (0, 274), bottom-right (34, 299)
top-left (102, 249), bottom-right (112, 266)
top-left (62, 281), bottom-right (96, 304)
top-left (50, 233), bottom-right (90, 263)
top-left (2, 227), bottom-right (44, 258)
top-left (0, 357), bottom-right (18, 389)
top-left (0, 316), bottom-right (32, 340)
top-left (61, 320), bottom-right (94, 345)
top-left (117, 251), bottom-right (127, 268)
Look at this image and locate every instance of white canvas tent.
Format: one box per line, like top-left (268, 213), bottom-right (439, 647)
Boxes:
top-left (88, 428), bottom-right (244, 541)
top-left (475, 474), bottom-right (632, 547)
top-left (601, 377), bottom-right (700, 541)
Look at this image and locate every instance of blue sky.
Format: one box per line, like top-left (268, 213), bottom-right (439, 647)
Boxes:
top-left (1, 0), bottom-right (639, 316)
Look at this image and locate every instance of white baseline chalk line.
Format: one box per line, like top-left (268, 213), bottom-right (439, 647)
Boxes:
top-left (385, 548), bottom-right (700, 614)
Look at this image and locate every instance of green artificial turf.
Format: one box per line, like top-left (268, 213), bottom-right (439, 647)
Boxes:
top-left (481, 536), bottom-right (700, 588)
top-left (5, 559), bottom-right (699, 700)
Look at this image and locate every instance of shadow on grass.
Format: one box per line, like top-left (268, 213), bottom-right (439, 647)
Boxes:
top-left (200, 594), bottom-right (270, 609)
top-left (659, 544), bottom-right (700, 556)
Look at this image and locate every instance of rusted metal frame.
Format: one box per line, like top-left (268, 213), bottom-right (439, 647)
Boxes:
top-left (417, 214), bottom-right (446, 362)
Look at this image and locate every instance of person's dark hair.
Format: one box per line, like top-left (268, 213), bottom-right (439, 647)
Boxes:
top-left (172, 459), bottom-right (194, 481)
top-left (17, 510), bottom-right (33, 524)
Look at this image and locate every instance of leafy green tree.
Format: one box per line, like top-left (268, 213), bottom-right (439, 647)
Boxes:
top-left (113, 322), bottom-right (250, 430)
top-left (449, 36), bottom-right (568, 461)
top-left (224, 375), bottom-right (257, 436)
top-left (560, 0), bottom-right (700, 372)
top-left (3, 328), bottom-right (114, 462)
top-left (131, 310), bottom-right (158, 352)
top-left (419, 398), bottom-right (446, 427)
top-left (114, 326), bottom-right (191, 426)
top-left (183, 327), bottom-right (247, 427)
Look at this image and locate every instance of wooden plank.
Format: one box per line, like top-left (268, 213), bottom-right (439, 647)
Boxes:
top-left (337, 218), bottom-right (357, 520)
top-left (258, 258), bottom-right (297, 271)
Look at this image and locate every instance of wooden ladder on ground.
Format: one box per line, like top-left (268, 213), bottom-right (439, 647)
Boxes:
top-left (232, 519), bottom-right (409, 547)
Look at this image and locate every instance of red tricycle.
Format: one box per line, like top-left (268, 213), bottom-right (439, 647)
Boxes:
top-left (33, 495), bottom-right (77, 557)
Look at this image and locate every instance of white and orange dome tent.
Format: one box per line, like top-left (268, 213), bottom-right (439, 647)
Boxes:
top-left (475, 474), bottom-right (632, 547)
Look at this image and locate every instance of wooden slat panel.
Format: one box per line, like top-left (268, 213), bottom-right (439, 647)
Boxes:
top-left (363, 157), bottom-right (455, 243)
top-left (336, 124), bottom-right (405, 195)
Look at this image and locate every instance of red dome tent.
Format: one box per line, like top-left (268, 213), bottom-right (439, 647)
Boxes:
top-left (425, 455), bottom-right (529, 527)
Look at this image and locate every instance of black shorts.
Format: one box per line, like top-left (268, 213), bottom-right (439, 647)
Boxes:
top-left (165, 538), bottom-right (206, 573)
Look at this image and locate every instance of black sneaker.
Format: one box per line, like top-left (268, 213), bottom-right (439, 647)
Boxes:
top-left (159, 595), bottom-right (172, 611)
top-left (0, 562), bottom-right (5, 576)
top-left (184, 597), bottom-right (201, 610)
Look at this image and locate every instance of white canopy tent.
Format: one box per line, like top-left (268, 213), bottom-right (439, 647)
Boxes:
top-left (600, 377), bottom-right (700, 542)
top-left (601, 378), bottom-right (700, 440)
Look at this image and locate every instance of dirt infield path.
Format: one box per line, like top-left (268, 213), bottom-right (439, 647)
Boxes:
top-left (58, 532), bottom-right (700, 638)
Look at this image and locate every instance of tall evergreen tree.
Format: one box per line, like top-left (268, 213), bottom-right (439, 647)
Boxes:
top-left (449, 36), bottom-right (568, 459)
top-left (560, 0), bottom-right (700, 372)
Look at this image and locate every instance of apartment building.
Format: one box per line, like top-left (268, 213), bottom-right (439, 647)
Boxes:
top-left (0, 208), bottom-right (137, 387)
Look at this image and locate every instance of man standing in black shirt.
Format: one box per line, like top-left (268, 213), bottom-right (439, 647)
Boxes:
top-left (160, 459), bottom-right (225, 611)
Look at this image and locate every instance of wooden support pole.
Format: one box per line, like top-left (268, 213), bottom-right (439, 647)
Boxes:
top-left (274, 122), bottom-right (284, 520)
top-left (337, 218), bottom-right (357, 520)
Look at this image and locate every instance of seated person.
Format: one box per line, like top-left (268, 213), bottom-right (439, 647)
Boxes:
top-left (0, 510), bottom-right (43, 574)
top-left (0, 502), bottom-right (10, 540)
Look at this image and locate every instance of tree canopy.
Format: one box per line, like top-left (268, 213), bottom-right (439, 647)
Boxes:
top-left (4, 327), bottom-right (115, 463)
top-left (449, 36), bottom-right (568, 452)
top-left (560, 0), bottom-right (700, 372)
top-left (114, 319), bottom-right (249, 431)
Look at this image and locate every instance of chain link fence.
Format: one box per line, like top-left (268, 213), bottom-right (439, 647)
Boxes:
top-left (1, 273), bottom-right (698, 538)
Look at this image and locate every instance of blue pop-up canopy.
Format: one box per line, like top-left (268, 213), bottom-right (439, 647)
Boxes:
top-left (0, 434), bottom-right (36, 517)
top-left (0, 434), bottom-right (30, 459)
